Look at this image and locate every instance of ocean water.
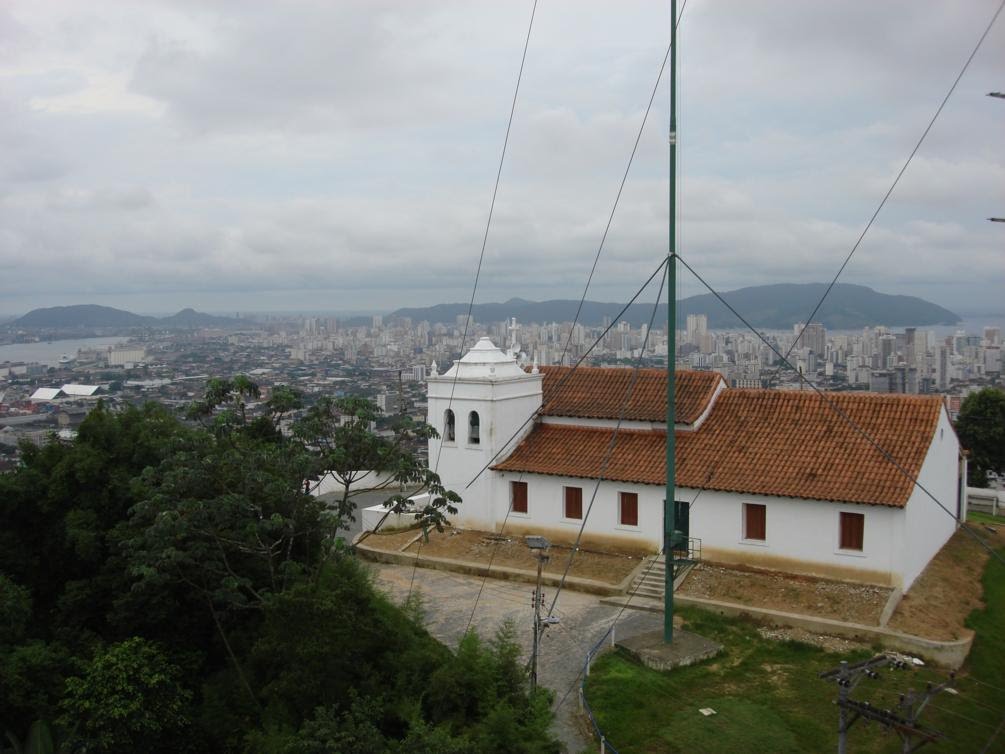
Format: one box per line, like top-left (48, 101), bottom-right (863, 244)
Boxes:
top-left (0, 337), bottom-right (132, 367)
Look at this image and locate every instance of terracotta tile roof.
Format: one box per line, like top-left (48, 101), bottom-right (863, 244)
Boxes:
top-left (536, 366), bottom-right (723, 424)
top-left (493, 389), bottom-right (944, 507)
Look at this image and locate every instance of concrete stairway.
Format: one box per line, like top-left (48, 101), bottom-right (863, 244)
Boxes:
top-left (628, 556), bottom-right (695, 601)
top-left (599, 556), bottom-right (697, 613)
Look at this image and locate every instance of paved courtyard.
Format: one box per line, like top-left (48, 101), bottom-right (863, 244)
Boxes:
top-left (368, 561), bottom-right (664, 752)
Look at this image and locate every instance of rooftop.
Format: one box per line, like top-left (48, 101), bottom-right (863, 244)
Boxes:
top-left (493, 389), bottom-right (945, 507)
top-left (537, 366), bottom-right (724, 425)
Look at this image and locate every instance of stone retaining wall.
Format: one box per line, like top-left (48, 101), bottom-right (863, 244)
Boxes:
top-left (673, 594), bottom-right (973, 668)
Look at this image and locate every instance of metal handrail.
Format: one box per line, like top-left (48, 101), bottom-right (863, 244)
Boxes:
top-left (579, 626), bottom-right (622, 754)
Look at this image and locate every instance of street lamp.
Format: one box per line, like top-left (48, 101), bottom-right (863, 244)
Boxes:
top-left (525, 535), bottom-right (553, 690)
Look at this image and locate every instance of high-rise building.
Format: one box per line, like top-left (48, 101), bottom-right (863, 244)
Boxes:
top-left (904, 327), bottom-right (918, 368)
top-left (794, 322), bottom-right (826, 356)
top-left (686, 314), bottom-right (707, 345)
top-left (936, 345), bottom-right (950, 390)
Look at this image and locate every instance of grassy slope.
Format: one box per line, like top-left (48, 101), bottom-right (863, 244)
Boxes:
top-left (585, 545), bottom-right (1005, 754)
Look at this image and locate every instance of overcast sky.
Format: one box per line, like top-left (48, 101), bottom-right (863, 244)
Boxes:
top-left (1, 0), bottom-right (1003, 317)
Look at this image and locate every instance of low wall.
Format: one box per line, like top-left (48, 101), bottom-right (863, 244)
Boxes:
top-left (309, 470), bottom-right (398, 497)
top-left (355, 541), bottom-right (646, 597)
top-left (967, 487), bottom-right (1004, 517)
top-left (673, 594), bottom-right (973, 669)
top-left (360, 493), bottom-right (432, 532)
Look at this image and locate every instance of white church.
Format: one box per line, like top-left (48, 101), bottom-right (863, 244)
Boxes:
top-left (425, 337), bottom-right (966, 591)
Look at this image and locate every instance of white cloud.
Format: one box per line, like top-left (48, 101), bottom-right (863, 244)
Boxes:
top-left (0, 0), bottom-right (1002, 316)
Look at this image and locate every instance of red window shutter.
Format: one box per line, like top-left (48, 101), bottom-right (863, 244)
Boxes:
top-left (745, 504), bottom-right (766, 540)
top-left (620, 492), bottom-right (638, 526)
top-left (565, 487), bottom-right (582, 519)
top-left (840, 512), bottom-right (864, 551)
top-left (511, 481), bottom-right (528, 513)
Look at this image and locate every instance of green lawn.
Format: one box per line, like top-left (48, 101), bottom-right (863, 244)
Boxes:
top-left (584, 545), bottom-right (1005, 754)
top-left (968, 509), bottom-right (1005, 526)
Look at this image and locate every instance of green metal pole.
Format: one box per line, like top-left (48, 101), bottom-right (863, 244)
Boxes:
top-left (664, 0), bottom-right (678, 645)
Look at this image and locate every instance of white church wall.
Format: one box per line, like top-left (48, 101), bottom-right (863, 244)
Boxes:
top-left (489, 471), bottom-right (664, 550)
top-left (686, 488), bottom-right (902, 586)
top-left (486, 471), bottom-right (908, 585)
top-left (898, 406), bottom-right (960, 590)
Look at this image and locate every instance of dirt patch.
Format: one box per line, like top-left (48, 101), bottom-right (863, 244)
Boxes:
top-left (757, 626), bottom-right (869, 654)
top-left (887, 524), bottom-right (1005, 641)
top-left (679, 563), bottom-right (892, 625)
top-left (369, 527), bottom-right (646, 586)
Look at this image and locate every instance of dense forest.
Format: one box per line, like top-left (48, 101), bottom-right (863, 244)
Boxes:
top-left (0, 380), bottom-right (558, 753)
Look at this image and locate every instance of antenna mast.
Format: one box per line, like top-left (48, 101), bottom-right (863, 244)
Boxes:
top-left (664, 0), bottom-right (678, 644)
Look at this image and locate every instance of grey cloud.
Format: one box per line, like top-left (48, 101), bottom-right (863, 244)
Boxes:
top-left (0, 0), bottom-right (1002, 314)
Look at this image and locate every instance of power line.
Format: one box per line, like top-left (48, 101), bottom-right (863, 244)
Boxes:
top-left (462, 471), bottom-right (524, 633)
top-left (408, 0), bottom-right (539, 602)
top-left (981, 714), bottom-right (1005, 753)
top-left (786, 0), bottom-right (1005, 366)
top-left (687, 0), bottom-right (1005, 520)
top-left (553, 549), bottom-right (666, 714)
top-left (922, 702), bottom-right (1000, 731)
top-left (462, 257), bottom-right (671, 491)
top-left (432, 0), bottom-right (539, 477)
top-left (546, 266), bottom-right (668, 618)
top-left (558, 0), bottom-right (689, 366)
top-left (676, 251), bottom-right (1005, 570)
top-left (957, 675), bottom-right (1005, 696)
top-left (465, 259), bottom-right (668, 632)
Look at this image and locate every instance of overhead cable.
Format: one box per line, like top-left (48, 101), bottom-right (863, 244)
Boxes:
top-left (786, 0), bottom-right (1005, 365)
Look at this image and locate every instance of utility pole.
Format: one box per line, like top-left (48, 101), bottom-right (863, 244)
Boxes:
top-left (820, 655), bottom-right (953, 753)
top-left (526, 535), bottom-right (552, 691)
top-left (664, 0), bottom-right (678, 647)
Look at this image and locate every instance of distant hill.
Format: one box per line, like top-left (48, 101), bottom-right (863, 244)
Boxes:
top-left (159, 308), bottom-right (242, 328)
top-left (13, 304), bottom-right (241, 330)
top-left (390, 284), bottom-right (960, 330)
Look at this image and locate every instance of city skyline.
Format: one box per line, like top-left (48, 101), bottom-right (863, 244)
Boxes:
top-left (1, 1), bottom-right (1003, 316)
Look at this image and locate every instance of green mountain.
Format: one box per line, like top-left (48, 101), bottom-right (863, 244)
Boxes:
top-left (13, 305), bottom-right (241, 329)
top-left (389, 284), bottom-right (960, 330)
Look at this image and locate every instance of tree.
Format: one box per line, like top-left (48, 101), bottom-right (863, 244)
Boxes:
top-left (0, 575), bottom-right (31, 646)
top-left (956, 387), bottom-right (1005, 487)
top-left (186, 375), bottom-right (262, 432)
top-left (0, 402), bottom-right (189, 637)
top-left (293, 397), bottom-right (459, 533)
top-left (126, 429), bottom-right (324, 707)
top-left (58, 638), bottom-right (192, 754)
top-left (0, 385), bottom-right (552, 753)
top-left (249, 557), bottom-right (449, 729)
top-left (282, 698), bottom-right (387, 754)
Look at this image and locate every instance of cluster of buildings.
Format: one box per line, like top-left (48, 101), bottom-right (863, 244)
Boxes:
top-left (1, 309), bottom-right (999, 467)
top-left (675, 315), bottom-right (1002, 396)
top-left (222, 312), bottom-right (1004, 399)
top-left (2, 305), bottom-right (1000, 595)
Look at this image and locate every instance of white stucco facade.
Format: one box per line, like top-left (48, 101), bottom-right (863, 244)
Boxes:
top-left (422, 338), bottom-right (963, 590)
top-left (426, 338), bottom-right (543, 532)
